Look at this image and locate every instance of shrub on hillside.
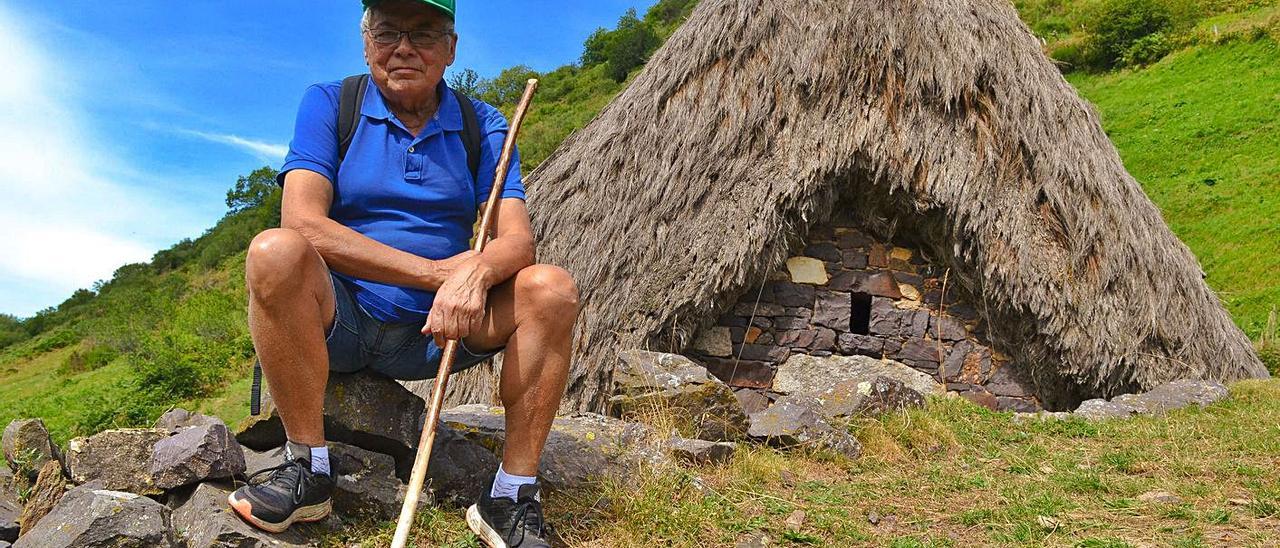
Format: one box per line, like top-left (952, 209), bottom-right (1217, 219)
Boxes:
top-left (1123, 31), bottom-right (1174, 65)
top-left (59, 341), bottom-right (119, 375)
top-left (1085, 0), bottom-right (1174, 68)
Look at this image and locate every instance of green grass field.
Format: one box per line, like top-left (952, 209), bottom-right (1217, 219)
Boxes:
top-left (1068, 38), bottom-right (1280, 337)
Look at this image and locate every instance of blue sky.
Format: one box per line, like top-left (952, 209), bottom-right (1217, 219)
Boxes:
top-left (0, 1), bottom-right (655, 318)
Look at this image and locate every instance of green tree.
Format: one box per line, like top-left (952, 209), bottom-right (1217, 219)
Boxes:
top-left (479, 65), bottom-right (541, 108)
top-left (581, 27), bottom-right (612, 67)
top-left (448, 67), bottom-right (483, 96)
top-left (604, 9), bottom-right (659, 82)
top-left (1087, 0), bottom-right (1172, 69)
top-left (225, 167), bottom-right (280, 214)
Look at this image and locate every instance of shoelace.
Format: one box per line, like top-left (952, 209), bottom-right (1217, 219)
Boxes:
top-left (506, 497), bottom-right (547, 545)
top-left (246, 459), bottom-right (307, 504)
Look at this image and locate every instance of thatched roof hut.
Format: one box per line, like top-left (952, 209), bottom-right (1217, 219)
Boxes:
top-left (449, 0), bottom-right (1267, 412)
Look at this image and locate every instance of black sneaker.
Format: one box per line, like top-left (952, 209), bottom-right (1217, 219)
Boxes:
top-left (466, 482), bottom-right (552, 548)
top-left (227, 444), bottom-right (334, 533)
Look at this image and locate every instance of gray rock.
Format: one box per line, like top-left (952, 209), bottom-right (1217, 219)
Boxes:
top-left (773, 354), bottom-right (943, 398)
top-left (16, 461), bottom-right (66, 536)
top-left (237, 372), bottom-right (432, 480)
top-left (689, 327), bottom-right (733, 358)
top-left (610, 350), bottom-right (749, 441)
top-left (442, 405), bottom-right (670, 489)
top-left (801, 377), bottom-right (926, 419)
top-left (668, 438), bottom-right (736, 465)
top-left (169, 482), bottom-right (312, 547)
top-left (733, 302), bottom-right (785, 317)
top-left (151, 423), bottom-right (246, 490)
top-left (746, 398), bottom-right (862, 459)
top-left (1073, 399), bottom-right (1141, 420)
top-left (0, 488), bottom-right (17, 542)
top-left (733, 389), bottom-right (770, 415)
top-left (329, 443), bottom-right (412, 519)
top-left (2, 420), bottom-right (61, 484)
top-left (154, 408), bottom-right (222, 434)
top-left (1112, 379), bottom-right (1229, 414)
top-left (15, 485), bottom-right (178, 547)
top-left (65, 429), bottom-right (168, 495)
top-left (736, 531), bottom-right (772, 548)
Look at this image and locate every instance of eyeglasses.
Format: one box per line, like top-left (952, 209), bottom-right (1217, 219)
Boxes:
top-left (364, 27), bottom-right (453, 48)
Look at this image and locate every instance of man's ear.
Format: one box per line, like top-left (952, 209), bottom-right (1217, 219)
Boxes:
top-left (446, 34), bottom-right (458, 66)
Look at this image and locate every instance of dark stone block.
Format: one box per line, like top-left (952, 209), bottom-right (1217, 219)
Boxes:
top-left (868, 245), bottom-right (888, 268)
top-left (702, 358), bottom-right (776, 389)
top-left (804, 242), bottom-right (842, 262)
top-left (905, 310), bottom-right (931, 339)
top-left (853, 272), bottom-right (902, 299)
top-left (837, 333), bottom-right (883, 357)
top-left (734, 389), bottom-right (770, 415)
top-left (811, 350), bottom-right (833, 357)
top-left (778, 330), bottom-right (817, 348)
top-left (901, 359), bottom-right (939, 373)
top-left (755, 332), bottom-right (775, 345)
top-left (828, 270), bottom-right (861, 292)
top-left (720, 314), bottom-right (750, 327)
top-left (809, 328), bottom-right (837, 352)
top-left (941, 340), bottom-right (975, 381)
top-left (837, 229), bottom-right (872, 249)
top-left (883, 339), bottom-right (904, 355)
top-left (841, 250), bottom-right (868, 269)
top-left (813, 291), bottom-right (852, 330)
top-left (773, 316), bottom-right (810, 330)
top-left (737, 344), bottom-right (790, 362)
top-left (767, 282), bottom-right (815, 307)
top-left (946, 382), bottom-right (979, 391)
top-left (751, 316), bottom-right (772, 329)
top-left (947, 303), bottom-right (979, 321)
top-left (869, 298), bottom-right (902, 336)
top-left (896, 339), bottom-right (944, 364)
top-left (729, 327), bottom-right (746, 344)
top-left (985, 363), bottom-right (1032, 397)
top-left (930, 315), bottom-right (968, 341)
top-left (784, 307), bottom-right (813, 321)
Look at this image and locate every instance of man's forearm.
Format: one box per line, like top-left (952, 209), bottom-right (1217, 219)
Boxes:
top-left (473, 233), bottom-right (536, 289)
top-left (286, 214), bottom-right (447, 290)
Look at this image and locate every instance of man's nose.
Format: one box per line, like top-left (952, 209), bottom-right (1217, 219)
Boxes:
top-left (393, 34), bottom-right (417, 56)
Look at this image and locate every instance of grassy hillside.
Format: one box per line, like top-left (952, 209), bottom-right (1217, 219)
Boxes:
top-left (1069, 39), bottom-right (1280, 336)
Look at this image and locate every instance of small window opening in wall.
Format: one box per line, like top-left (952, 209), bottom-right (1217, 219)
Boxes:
top-left (850, 292), bottom-right (872, 335)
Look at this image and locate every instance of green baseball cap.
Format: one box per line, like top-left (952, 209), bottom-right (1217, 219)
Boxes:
top-left (362, 0), bottom-right (455, 19)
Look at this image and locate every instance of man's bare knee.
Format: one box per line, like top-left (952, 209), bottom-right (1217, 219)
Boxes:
top-left (246, 228), bottom-right (320, 302)
top-left (516, 264), bottom-right (580, 321)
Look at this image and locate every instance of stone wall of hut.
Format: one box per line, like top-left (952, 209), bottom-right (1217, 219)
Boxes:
top-left (686, 220), bottom-right (1042, 413)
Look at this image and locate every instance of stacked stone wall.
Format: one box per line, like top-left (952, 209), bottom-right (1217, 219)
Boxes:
top-left (687, 221), bottom-right (1042, 412)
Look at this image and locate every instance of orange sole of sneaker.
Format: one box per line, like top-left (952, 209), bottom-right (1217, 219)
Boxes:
top-left (227, 491), bottom-right (332, 534)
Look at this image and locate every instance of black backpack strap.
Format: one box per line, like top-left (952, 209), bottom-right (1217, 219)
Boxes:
top-left (452, 88), bottom-right (482, 184)
top-left (337, 74), bottom-right (370, 170)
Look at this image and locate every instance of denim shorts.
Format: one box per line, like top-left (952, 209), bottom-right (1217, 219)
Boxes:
top-left (324, 272), bottom-right (500, 381)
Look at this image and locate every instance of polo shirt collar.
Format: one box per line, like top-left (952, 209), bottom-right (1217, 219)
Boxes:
top-left (360, 77), bottom-right (463, 132)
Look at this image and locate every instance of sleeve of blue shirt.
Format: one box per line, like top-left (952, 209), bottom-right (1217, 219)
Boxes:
top-left (473, 100), bottom-right (528, 204)
top-left (276, 83), bottom-right (341, 187)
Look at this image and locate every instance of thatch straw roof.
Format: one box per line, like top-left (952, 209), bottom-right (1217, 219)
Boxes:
top-left (481, 0), bottom-right (1266, 411)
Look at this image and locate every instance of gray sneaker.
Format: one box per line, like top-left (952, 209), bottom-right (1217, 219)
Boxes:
top-left (466, 481), bottom-right (552, 547)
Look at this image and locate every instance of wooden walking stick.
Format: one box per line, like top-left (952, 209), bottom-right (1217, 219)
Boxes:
top-left (391, 78), bottom-right (539, 548)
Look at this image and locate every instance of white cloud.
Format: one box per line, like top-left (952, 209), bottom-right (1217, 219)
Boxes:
top-left (176, 129), bottom-right (288, 163)
top-left (0, 6), bottom-right (206, 317)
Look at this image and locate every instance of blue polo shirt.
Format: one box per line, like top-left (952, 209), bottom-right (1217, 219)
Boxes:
top-left (277, 77), bottom-right (526, 324)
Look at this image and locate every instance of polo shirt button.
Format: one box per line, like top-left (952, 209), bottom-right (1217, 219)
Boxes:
top-left (408, 146), bottom-right (415, 153)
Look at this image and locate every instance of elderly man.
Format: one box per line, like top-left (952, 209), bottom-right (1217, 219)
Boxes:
top-left (227, 0), bottom-right (576, 545)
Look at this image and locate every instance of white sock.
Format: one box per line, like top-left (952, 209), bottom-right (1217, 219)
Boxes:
top-left (309, 446), bottom-right (330, 475)
top-left (490, 464), bottom-right (537, 501)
